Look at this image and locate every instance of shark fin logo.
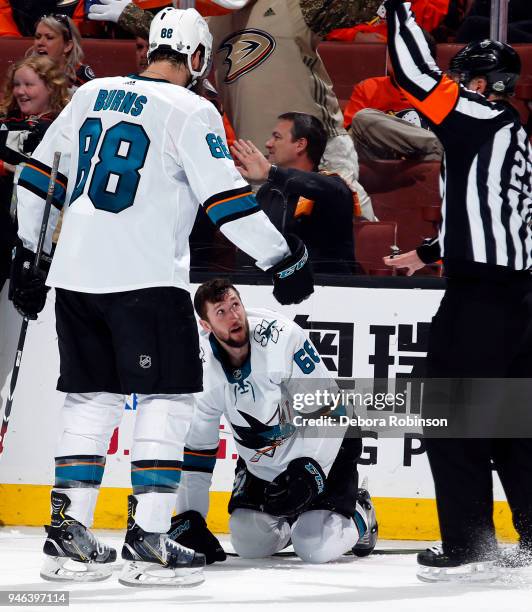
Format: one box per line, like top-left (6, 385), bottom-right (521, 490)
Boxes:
top-left (231, 403), bottom-right (295, 463)
top-left (253, 319), bottom-right (281, 347)
top-left (218, 28), bottom-right (276, 84)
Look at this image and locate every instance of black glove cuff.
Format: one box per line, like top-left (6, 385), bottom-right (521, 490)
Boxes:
top-left (416, 239), bottom-right (441, 264)
top-left (271, 234), bottom-right (308, 280)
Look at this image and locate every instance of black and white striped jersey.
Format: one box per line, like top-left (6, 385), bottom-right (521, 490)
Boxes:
top-left (387, 0), bottom-right (532, 272)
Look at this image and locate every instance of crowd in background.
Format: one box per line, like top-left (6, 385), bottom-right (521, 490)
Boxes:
top-left (0, 0), bottom-right (530, 281)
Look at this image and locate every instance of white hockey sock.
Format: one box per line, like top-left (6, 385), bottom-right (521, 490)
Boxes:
top-left (52, 487), bottom-right (99, 529)
top-left (134, 492), bottom-right (177, 533)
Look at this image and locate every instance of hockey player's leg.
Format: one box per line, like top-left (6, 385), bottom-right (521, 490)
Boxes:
top-left (417, 438), bottom-right (498, 583)
top-left (230, 509), bottom-right (291, 559)
top-left (493, 438), bottom-right (532, 568)
top-left (352, 483), bottom-right (378, 557)
top-left (291, 510), bottom-right (358, 564)
top-left (119, 394), bottom-right (205, 587)
top-left (41, 392), bottom-right (123, 582)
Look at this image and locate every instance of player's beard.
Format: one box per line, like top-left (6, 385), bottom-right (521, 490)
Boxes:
top-left (224, 319), bottom-right (250, 348)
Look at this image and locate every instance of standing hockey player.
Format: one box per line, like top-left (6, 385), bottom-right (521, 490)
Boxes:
top-left (9, 8), bottom-right (313, 587)
top-left (169, 279), bottom-right (377, 564)
top-left (88, 0), bottom-right (383, 218)
top-left (383, 0), bottom-right (532, 581)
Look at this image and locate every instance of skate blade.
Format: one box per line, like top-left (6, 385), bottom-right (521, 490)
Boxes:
top-left (40, 556), bottom-right (113, 583)
top-left (118, 560), bottom-right (204, 588)
top-left (417, 561), bottom-right (498, 583)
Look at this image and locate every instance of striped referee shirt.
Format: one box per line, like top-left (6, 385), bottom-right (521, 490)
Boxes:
top-left (387, 0), bottom-right (532, 272)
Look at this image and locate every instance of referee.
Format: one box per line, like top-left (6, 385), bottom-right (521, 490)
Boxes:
top-left (383, 0), bottom-right (532, 580)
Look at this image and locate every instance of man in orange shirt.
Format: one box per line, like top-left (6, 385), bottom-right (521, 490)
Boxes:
top-left (345, 33), bottom-right (443, 161)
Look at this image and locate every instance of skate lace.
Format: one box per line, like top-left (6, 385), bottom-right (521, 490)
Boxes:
top-left (166, 536), bottom-right (194, 562)
top-left (428, 544), bottom-right (443, 555)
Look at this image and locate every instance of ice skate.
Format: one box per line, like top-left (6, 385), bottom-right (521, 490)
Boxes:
top-left (352, 480), bottom-right (378, 557)
top-left (119, 496), bottom-right (205, 588)
top-left (40, 491), bottom-right (116, 582)
top-left (417, 544), bottom-right (498, 583)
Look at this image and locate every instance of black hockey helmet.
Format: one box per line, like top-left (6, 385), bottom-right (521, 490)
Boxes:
top-left (449, 40), bottom-right (521, 95)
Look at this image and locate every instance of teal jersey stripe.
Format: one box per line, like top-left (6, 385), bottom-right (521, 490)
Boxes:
top-left (19, 165), bottom-right (66, 208)
top-left (206, 194), bottom-right (258, 225)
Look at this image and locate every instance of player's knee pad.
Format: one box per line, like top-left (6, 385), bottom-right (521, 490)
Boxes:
top-left (230, 509), bottom-right (290, 559)
top-left (292, 510), bottom-right (358, 564)
top-left (131, 394), bottom-right (194, 461)
top-left (57, 392), bottom-right (124, 456)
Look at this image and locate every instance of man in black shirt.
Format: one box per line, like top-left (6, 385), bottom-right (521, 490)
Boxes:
top-left (232, 112), bottom-right (356, 274)
top-left (383, 0), bottom-right (532, 582)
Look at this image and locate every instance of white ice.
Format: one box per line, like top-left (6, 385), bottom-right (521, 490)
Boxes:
top-left (1, 528), bottom-right (532, 612)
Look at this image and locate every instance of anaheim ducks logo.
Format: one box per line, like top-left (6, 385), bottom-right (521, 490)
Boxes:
top-left (218, 29), bottom-right (276, 84)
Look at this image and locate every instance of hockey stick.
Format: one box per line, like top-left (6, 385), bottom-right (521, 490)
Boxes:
top-left (226, 548), bottom-right (424, 558)
top-left (0, 151), bottom-right (61, 458)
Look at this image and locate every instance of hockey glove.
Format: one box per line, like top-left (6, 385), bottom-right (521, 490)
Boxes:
top-left (271, 234), bottom-right (314, 306)
top-left (88, 0), bottom-right (132, 23)
top-left (168, 510), bottom-right (226, 565)
top-left (263, 457), bottom-right (326, 518)
top-left (8, 241), bottom-right (50, 320)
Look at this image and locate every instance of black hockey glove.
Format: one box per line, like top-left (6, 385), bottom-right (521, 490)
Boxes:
top-left (263, 457), bottom-right (326, 518)
top-left (8, 241), bottom-right (50, 320)
top-left (168, 510), bottom-right (226, 565)
top-left (271, 234), bottom-right (314, 305)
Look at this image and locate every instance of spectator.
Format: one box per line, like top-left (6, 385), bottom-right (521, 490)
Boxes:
top-left (134, 35), bottom-right (148, 71)
top-left (327, 0), bottom-right (450, 42)
top-left (232, 112), bottom-right (357, 274)
top-left (88, 0), bottom-right (382, 220)
top-left (0, 1), bottom-right (84, 37)
top-left (346, 33), bottom-right (443, 161)
top-left (29, 14), bottom-right (95, 90)
top-left (457, 0), bottom-right (532, 44)
top-left (0, 55), bottom-right (69, 292)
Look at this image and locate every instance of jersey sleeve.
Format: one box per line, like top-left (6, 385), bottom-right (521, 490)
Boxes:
top-left (386, 0), bottom-right (459, 125)
top-left (117, 2), bottom-right (152, 39)
top-left (175, 103), bottom-right (290, 270)
top-left (175, 389), bottom-right (223, 518)
top-left (16, 103), bottom-right (73, 254)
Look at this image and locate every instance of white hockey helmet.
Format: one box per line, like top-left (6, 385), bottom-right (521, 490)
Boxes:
top-left (148, 7), bottom-right (213, 81)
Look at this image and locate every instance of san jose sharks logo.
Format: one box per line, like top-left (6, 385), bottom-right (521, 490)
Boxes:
top-left (253, 319), bottom-right (282, 347)
top-left (218, 29), bottom-right (276, 84)
top-left (231, 403), bottom-right (295, 463)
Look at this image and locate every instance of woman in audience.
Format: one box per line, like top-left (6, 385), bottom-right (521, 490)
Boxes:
top-left (29, 14), bottom-right (95, 90)
top-left (0, 55), bottom-right (69, 292)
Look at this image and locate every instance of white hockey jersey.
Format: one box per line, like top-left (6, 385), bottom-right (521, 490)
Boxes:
top-left (176, 308), bottom-right (347, 517)
top-left (16, 75), bottom-right (289, 293)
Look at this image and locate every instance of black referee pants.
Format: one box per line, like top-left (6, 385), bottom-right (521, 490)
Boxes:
top-left (424, 273), bottom-right (532, 556)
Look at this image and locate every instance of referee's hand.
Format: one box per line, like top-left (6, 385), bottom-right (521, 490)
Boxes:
top-left (383, 250), bottom-right (425, 276)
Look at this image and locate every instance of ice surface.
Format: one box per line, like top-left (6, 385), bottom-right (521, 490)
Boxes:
top-left (1, 528), bottom-right (531, 612)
